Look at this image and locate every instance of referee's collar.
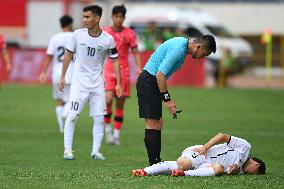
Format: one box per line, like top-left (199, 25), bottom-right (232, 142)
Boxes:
top-left (186, 38), bottom-right (190, 53)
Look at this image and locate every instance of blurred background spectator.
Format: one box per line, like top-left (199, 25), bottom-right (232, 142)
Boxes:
top-left (142, 21), bottom-right (162, 50)
top-left (0, 34), bottom-right (12, 85)
top-left (0, 35), bottom-right (12, 73)
top-left (215, 48), bottom-right (235, 87)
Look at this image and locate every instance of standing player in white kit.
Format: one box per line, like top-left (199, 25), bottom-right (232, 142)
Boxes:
top-left (39, 15), bottom-right (74, 133)
top-left (59, 5), bottom-right (122, 160)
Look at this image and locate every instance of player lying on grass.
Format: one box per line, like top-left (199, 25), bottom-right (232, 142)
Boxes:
top-left (132, 133), bottom-right (266, 176)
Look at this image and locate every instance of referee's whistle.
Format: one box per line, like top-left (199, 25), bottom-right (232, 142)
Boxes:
top-left (173, 110), bottom-right (182, 119)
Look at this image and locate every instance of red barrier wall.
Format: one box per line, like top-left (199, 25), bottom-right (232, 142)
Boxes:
top-left (0, 0), bottom-right (26, 26)
top-left (0, 48), bottom-right (49, 83)
top-left (1, 49), bottom-right (205, 87)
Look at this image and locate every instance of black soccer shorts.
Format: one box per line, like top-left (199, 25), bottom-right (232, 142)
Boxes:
top-left (136, 71), bottom-right (162, 120)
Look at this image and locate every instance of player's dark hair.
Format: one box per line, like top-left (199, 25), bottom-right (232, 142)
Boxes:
top-left (252, 157), bottom-right (266, 174)
top-left (83, 5), bottom-right (102, 17)
top-left (194, 34), bottom-right (216, 54)
top-left (112, 4), bottom-right (126, 16)
top-left (60, 15), bottom-right (73, 28)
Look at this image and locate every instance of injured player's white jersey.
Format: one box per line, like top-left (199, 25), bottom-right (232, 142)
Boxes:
top-left (66, 28), bottom-right (118, 92)
top-left (205, 136), bottom-right (251, 174)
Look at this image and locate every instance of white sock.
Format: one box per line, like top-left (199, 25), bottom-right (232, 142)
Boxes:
top-left (92, 115), bottom-right (104, 155)
top-left (56, 106), bottom-right (64, 132)
top-left (184, 167), bottom-right (215, 176)
top-left (64, 112), bottom-right (78, 152)
top-left (113, 128), bottom-right (120, 138)
top-left (105, 123), bottom-right (112, 135)
top-left (144, 161), bottom-right (178, 175)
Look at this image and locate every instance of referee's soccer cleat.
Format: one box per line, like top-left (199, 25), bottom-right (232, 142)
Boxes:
top-left (63, 151), bottom-right (75, 160)
top-left (131, 169), bottom-right (147, 177)
top-left (171, 170), bottom-right (185, 176)
top-left (91, 152), bottom-right (106, 160)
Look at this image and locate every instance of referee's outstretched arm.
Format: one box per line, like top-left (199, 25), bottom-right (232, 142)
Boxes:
top-left (156, 71), bottom-right (176, 116)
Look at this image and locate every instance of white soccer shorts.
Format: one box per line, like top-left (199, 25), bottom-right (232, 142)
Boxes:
top-left (180, 145), bottom-right (207, 169)
top-left (69, 87), bottom-right (106, 116)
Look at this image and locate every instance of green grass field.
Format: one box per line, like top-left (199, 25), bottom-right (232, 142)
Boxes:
top-left (0, 85), bottom-right (284, 189)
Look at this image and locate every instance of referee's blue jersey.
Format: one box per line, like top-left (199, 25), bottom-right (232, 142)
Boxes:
top-left (144, 37), bottom-right (189, 79)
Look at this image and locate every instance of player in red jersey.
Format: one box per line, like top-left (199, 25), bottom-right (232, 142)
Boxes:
top-left (0, 35), bottom-right (12, 75)
top-left (103, 4), bottom-right (142, 145)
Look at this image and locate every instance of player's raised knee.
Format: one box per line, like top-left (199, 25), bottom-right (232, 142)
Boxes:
top-left (211, 164), bottom-right (224, 176)
top-left (67, 112), bottom-right (79, 122)
top-left (176, 157), bottom-right (192, 170)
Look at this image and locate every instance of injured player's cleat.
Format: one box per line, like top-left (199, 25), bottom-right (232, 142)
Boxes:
top-left (171, 170), bottom-right (185, 177)
top-left (131, 169), bottom-right (147, 177)
top-left (63, 150), bottom-right (75, 160)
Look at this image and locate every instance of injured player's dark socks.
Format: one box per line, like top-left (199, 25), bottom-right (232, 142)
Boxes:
top-left (144, 129), bottom-right (162, 165)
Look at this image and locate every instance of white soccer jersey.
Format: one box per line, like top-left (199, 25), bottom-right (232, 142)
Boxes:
top-left (47, 32), bottom-right (74, 84)
top-left (205, 136), bottom-right (251, 174)
top-left (66, 28), bottom-right (118, 92)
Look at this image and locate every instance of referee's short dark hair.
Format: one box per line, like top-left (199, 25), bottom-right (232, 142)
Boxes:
top-left (112, 4), bottom-right (126, 16)
top-left (83, 5), bottom-right (102, 17)
top-left (60, 15), bottom-right (73, 28)
top-left (194, 34), bottom-right (217, 54)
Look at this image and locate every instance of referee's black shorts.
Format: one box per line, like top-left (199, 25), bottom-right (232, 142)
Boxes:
top-left (136, 70), bottom-right (162, 120)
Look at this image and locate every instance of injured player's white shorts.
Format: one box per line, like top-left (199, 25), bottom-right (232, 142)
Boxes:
top-left (180, 145), bottom-right (207, 169)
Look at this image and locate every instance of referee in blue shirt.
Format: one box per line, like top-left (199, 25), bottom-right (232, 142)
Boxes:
top-left (136, 35), bottom-right (216, 165)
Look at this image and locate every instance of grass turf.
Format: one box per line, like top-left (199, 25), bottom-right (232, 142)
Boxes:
top-left (0, 85), bottom-right (284, 188)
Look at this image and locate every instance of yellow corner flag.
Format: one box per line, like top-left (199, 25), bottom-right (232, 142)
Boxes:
top-left (261, 28), bottom-right (272, 44)
top-left (261, 28), bottom-right (272, 85)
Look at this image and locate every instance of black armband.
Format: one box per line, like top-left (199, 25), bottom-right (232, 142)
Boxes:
top-left (161, 91), bottom-right (171, 102)
top-left (108, 48), bottom-right (118, 56)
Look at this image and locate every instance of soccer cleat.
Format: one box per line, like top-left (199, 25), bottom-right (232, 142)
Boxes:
top-left (171, 170), bottom-right (185, 177)
top-left (131, 169), bottom-right (147, 177)
top-left (113, 137), bottom-right (121, 145)
top-left (63, 150), bottom-right (75, 160)
top-left (91, 152), bottom-right (106, 160)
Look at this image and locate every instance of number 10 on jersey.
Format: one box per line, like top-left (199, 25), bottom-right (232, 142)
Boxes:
top-left (87, 47), bottom-right (96, 56)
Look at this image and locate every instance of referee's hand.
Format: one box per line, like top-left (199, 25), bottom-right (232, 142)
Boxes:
top-left (164, 100), bottom-right (176, 117)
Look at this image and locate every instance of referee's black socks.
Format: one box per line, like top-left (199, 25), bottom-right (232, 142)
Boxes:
top-left (144, 129), bottom-right (161, 166)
